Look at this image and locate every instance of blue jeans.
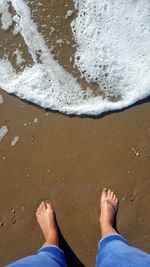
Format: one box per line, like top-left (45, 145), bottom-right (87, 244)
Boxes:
top-left (6, 234), bottom-right (150, 267)
top-left (96, 233), bottom-right (150, 267)
top-left (6, 245), bottom-right (67, 267)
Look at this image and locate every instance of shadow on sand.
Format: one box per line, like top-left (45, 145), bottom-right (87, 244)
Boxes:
top-left (57, 224), bottom-right (85, 267)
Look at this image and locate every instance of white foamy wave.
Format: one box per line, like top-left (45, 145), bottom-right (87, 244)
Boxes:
top-left (0, 0), bottom-right (86, 113)
top-left (13, 49), bottom-right (25, 65)
top-left (72, 0), bottom-right (150, 103)
top-left (0, 0), bottom-right (12, 30)
top-left (0, 125), bottom-right (8, 142)
top-left (0, 0), bottom-right (150, 116)
top-left (0, 59), bottom-right (86, 111)
top-left (0, 58), bottom-right (137, 115)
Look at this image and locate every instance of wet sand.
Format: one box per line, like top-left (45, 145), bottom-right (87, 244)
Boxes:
top-left (0, 90), bottom-right (150, 267)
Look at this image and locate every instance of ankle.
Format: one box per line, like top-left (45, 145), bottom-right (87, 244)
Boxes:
top-left (100, 218), bottom-right (113, 227)
top-left (100, 225), bottom-right (117, 238)
top-left (101, 228), bottom-right (117, 237)
top-left (44, 240), bottom-right (59, 247)
top-left (44, 234), bottom-right (59, 247)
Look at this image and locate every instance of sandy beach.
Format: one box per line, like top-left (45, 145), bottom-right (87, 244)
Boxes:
top-left (0, 89), bottom-right (150, 266)
top-left (0, 0), bottom-right (150, 266)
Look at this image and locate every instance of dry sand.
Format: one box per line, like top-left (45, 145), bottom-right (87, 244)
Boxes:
top-left (0, 90), bottom-right (150, 267)
top-left (0, 0), bottom-right (150, 266)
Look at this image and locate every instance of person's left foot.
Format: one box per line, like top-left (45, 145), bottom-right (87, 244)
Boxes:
top-left (36, 201), bottom-right (58, 246)
top-left (100, 188), bottom-right (119, 237)
top-left (100, 188), bottom-right (118, 227)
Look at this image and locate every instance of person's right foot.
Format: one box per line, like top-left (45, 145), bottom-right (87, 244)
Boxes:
top-left (100, 188), bottom-right (119, 237)
top-left (36, 201), bottom-right (59, 247)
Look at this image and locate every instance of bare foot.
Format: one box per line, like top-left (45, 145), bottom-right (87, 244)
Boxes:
top-left (36, 201), bottom-right (58, 247)
top-left (100, 188), bottom-right (119, 238)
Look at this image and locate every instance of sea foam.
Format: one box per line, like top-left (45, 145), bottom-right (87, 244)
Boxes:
top-left (72, 0), bottom-right (150, 103)
top-left (0, 0), bottom-right (150, 116)
top-left (0, 126), bottom-right (8, 142)
top-left (0, 0), bottom-right (12, 30)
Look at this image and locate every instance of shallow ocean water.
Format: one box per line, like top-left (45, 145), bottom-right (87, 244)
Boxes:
top-left (0, 0), bottom-right (150, 115)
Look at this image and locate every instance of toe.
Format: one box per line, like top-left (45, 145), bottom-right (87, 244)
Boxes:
top-left (36, 202), bottom-right (43, 215)
top-left (113, 196), bottom-right (119, 207)
top-left (41, 201), bottom-right (47, 211)
top-left (36, 209), bottom-right (40, 216)
top-left (102, 188), bottom-right (107, 196)
top-left (113, 195), bottom-right (116, 202)
top-left (101, 188), bottom-right (107, 201)
top-left (37, 201), bottom-right (46, 214)
top-left (107, 188), bottom-right (112, 198)
top-left (110, 191), bottom-right (114, 199)
top-left (116, 197), bottom-right (119, 205)
top-left (46, 201), bottom-right (53, 212)
top-left (36, 209), bottom-right (39, 216)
